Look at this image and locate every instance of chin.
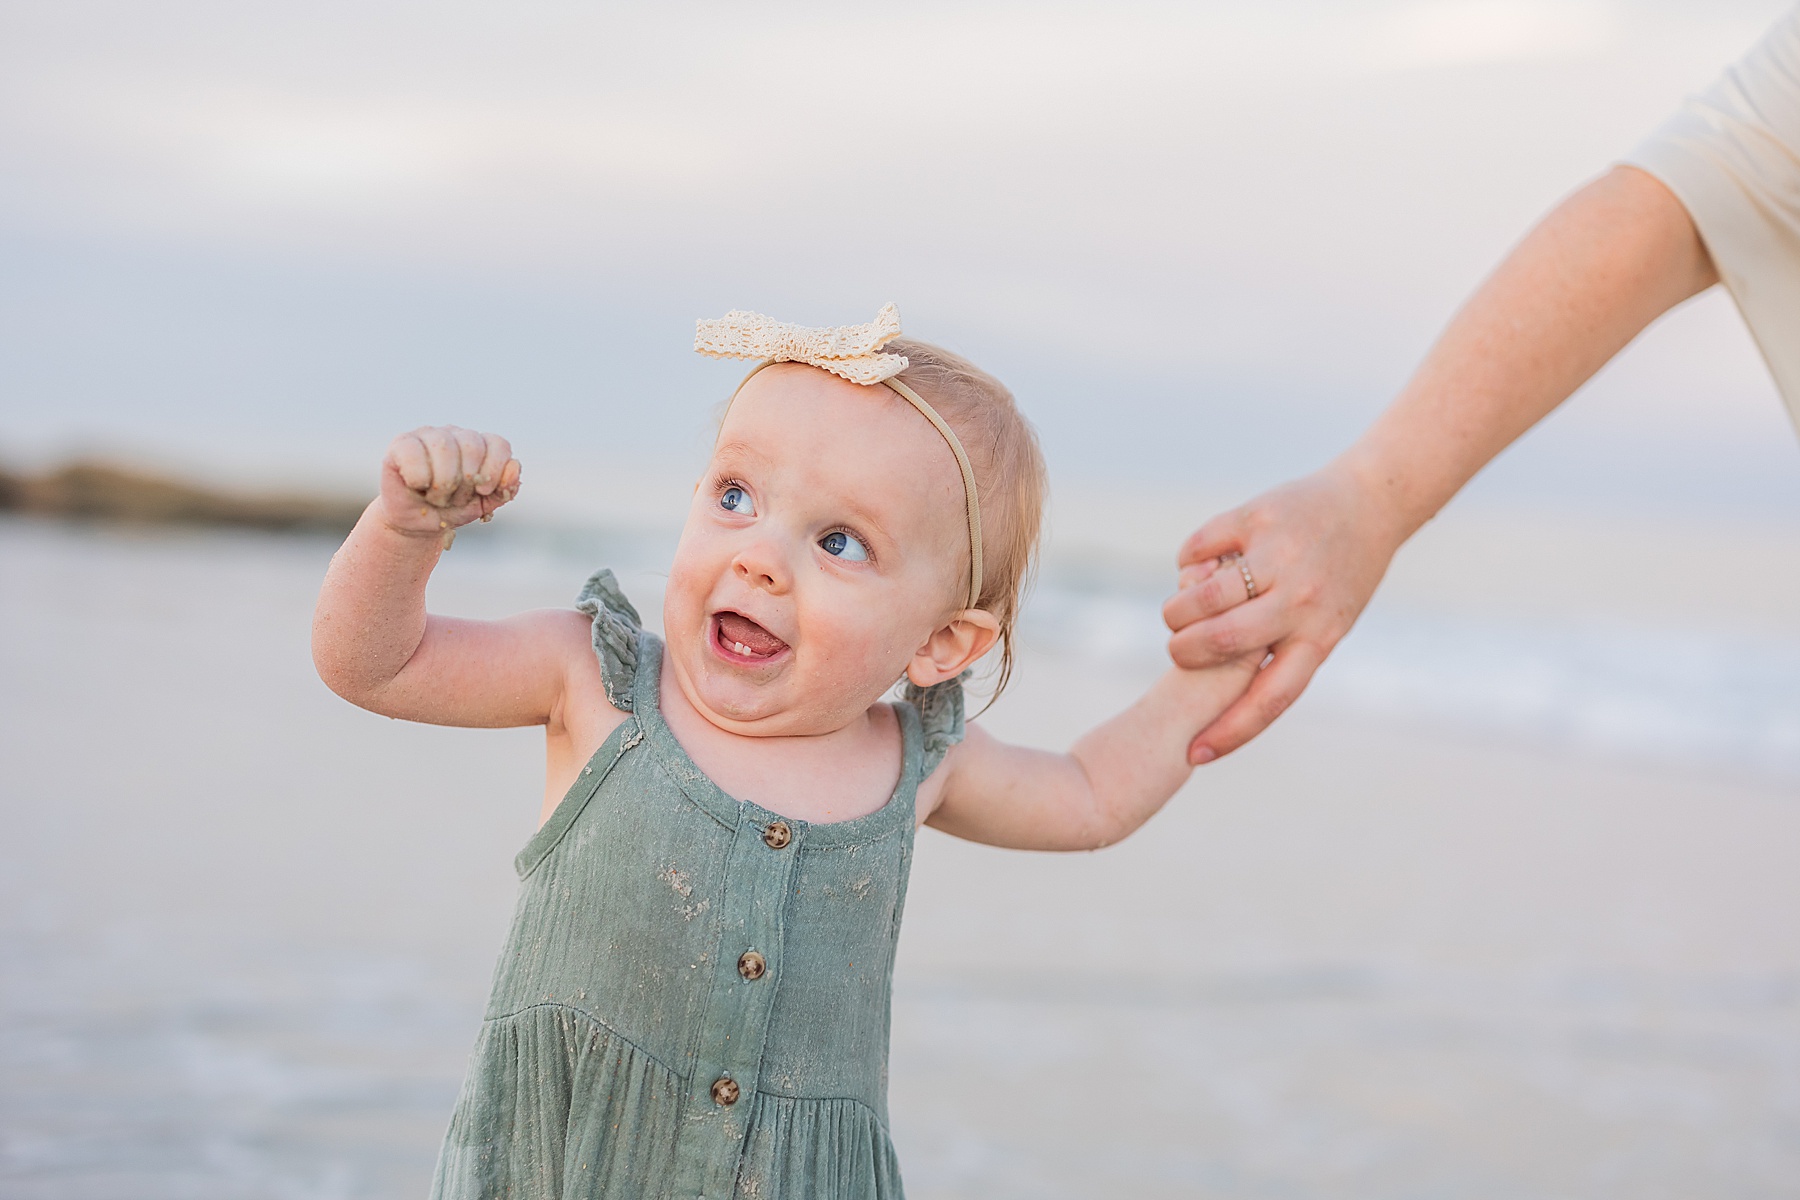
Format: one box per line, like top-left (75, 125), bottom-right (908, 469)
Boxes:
top-left (670, 644), bottom-right (785, 724)
top-left (696, 679), bottom-right (784, 724)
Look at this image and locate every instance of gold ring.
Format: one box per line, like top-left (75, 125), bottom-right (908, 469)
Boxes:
top-left (1223, 552), bottom-right (1257, 600)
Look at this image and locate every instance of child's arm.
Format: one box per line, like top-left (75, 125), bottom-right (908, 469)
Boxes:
top-left (921, 656), bottom-right (1262, 850)
top-left (312, 426), bottom-right (586, 729)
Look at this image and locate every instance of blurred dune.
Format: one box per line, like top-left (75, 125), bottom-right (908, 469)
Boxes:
top-left (0, 459), bottom-right (368, 533)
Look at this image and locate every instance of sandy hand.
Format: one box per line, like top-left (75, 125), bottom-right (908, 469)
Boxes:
top-left (378, 426), bottom-right (522, 546)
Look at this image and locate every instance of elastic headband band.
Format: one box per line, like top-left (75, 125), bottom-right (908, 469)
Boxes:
top-left (723, 360), bottom-right (984, 611)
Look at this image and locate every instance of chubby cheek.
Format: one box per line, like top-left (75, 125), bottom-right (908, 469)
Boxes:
top-left (796, 588), bottom-right (920, 690)
top-left (665, 517), bottom-right (730, 630)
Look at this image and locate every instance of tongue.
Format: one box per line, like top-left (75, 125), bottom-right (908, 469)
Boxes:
top-left (718, 612), bottom-right (788, 657)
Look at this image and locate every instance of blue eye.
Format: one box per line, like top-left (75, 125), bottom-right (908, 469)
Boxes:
top-left (719, 486), bottom-right (755, 516)
top-left (820, 530), bottom-right (869, 562)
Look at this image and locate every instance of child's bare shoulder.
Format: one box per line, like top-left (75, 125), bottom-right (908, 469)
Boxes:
top-left (478, 611), bottom-right (626, 752)
top-left (492, 605), bottom-right (599, 662)
top-left (530, 606), bottom-right (630, 821)
top-left (519, 607), bottom-right (630, 737)
top-left (533, 605), bottom-right (603, 643)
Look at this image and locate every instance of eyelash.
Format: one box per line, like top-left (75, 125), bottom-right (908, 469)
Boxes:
top-left (821, 525), bottom-right (877, 566)
top-left (714, 476), bottom-right (876, 565)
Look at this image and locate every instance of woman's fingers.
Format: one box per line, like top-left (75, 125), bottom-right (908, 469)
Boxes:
top-left (1187, 640), bottom-right (1325, 763)
top-left (1163, 552), bottom-right (1268, 632)
top-left (1175, 558), bottom-right (1220, 593)
top-left (1166, 465), bottom-right (1407, 754)
top-left (1177, 509), bottom-right (1246, 569)
top-left (1165, 603), bottom-right (1267, 668)
top-left (1166, 593), bottom-right (1289, 669)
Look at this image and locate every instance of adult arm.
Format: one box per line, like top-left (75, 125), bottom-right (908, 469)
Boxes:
top-left (1168, 6), bottom-right (1800, 764)
top-left (1161, 163), bottom-right (1718, 762)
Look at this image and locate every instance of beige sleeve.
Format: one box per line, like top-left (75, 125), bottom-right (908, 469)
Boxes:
top-left (1624, 4), bottom-right (1800, 426)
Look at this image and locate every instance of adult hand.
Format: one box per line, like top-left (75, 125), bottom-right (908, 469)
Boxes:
top-left (1160, 459), bottom-right (1409, 764)
top-left (1162, 166), bottom-right (1717, 766)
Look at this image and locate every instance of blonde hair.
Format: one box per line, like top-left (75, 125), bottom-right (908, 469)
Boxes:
top-left (885, 338), bottom-right (1047, 700)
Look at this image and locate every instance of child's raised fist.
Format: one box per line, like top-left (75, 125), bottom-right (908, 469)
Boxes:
top-left (379, 425), bottom-right (521, 544)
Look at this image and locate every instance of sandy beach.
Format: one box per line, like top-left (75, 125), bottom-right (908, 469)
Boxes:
top-left (2, 509), bottom-right (1796, 1199)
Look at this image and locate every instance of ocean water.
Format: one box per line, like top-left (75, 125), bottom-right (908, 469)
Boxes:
top-left (1022, 580), bottom-right (1800, 784)
top-left (3, 515), bottom-right (1797, 1199)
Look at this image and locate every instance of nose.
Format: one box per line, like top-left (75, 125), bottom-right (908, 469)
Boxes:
top-left (732, 535), bottom-right (792, 594)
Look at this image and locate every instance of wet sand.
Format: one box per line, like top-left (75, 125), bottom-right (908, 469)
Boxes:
top-left (2, 515), bottom-right (1797, 1198)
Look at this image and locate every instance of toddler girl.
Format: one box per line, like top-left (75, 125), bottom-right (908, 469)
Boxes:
top-left (311, 305), bottom-right (1257, 1200)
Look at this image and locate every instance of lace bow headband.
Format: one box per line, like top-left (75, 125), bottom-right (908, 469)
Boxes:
top-left (695, 303), bottom-right (984, 611)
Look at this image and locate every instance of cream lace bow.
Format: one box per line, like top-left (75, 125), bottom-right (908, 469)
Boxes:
top-left (694, 302), bottom-right (909, 385)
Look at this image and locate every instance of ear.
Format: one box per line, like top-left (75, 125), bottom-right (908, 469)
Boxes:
top-left (906, 609), bottom-right (1001, 688)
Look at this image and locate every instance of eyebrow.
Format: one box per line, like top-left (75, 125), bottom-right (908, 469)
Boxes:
top-left (711, 440), bottom-right (764, 467)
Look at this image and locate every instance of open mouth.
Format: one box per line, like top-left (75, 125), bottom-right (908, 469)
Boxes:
top-left (712, 610), bottom-right (790, 665)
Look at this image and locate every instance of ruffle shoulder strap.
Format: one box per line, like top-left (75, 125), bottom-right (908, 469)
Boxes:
top-left (574, 568), bottom-right (643, 712)
top-left (900, 672), bottom-right (968, 778)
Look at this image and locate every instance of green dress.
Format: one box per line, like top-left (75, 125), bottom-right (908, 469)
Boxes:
top-left (430, 571), bottom-right (964, 1200)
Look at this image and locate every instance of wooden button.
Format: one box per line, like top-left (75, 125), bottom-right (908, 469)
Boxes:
top-left (738, 951), bottom-right (767, 981)
top-left (762, 821), bottom-right (792, 850)
top-left (711, 1076), bottom-right (740, 1106)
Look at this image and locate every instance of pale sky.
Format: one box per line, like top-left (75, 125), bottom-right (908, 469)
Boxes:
top-left (2, 0), bottom-right (1796, 518)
